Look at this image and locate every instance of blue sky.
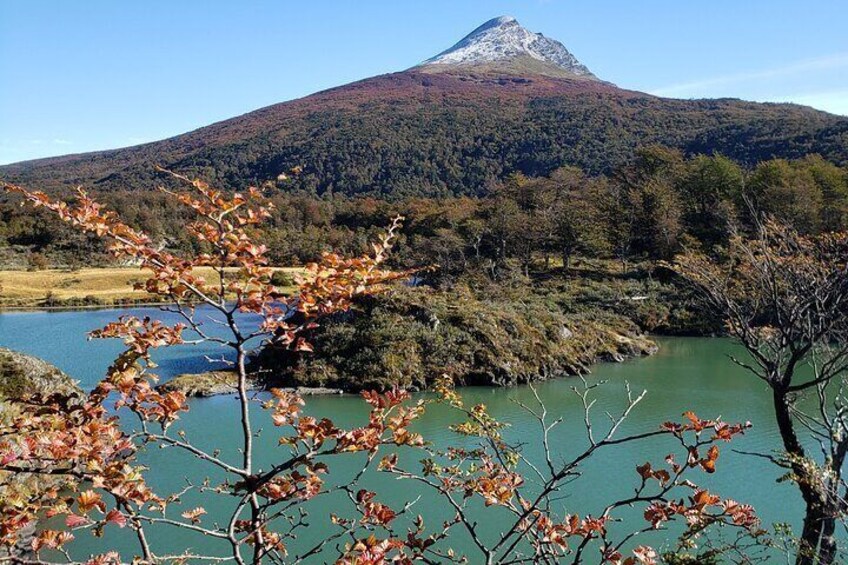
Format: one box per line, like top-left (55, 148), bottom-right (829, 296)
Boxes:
top-left (1, 0), bottom-right (846, 165)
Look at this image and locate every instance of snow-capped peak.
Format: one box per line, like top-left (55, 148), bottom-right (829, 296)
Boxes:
top-left (419, 16), bottom-right (596, 79)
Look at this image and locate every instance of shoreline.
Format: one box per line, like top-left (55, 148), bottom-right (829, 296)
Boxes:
top-left (0, 266), bottom-right (299, 312)
top-left (160, 337), bottom-right (660, 399)
top-left (0, 300), bottom-right (175, 313)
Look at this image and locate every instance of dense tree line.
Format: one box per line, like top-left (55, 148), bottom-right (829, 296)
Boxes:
top-left (2, 148), bottom-right (846, 275)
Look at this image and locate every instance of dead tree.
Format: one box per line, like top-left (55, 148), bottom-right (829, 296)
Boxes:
top-left (676, 218), bottom-right (848, 565)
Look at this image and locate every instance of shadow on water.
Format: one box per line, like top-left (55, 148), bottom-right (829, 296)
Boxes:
top-left (153, 353), bottom-right (235, 378)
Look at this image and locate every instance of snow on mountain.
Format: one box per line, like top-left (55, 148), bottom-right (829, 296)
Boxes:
top-left (419, 16), bottom-right (597, 79)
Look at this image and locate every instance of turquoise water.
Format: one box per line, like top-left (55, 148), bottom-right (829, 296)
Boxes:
top-left (0, 308), bottom-right (805, 561)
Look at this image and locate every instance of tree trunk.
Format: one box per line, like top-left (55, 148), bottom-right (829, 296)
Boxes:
top-left (797, 507), bottom-right (824, 565)
top-left (820, 438), bottom-right (848, 564)
top-left (771, 387), bottom-right (823, 565)
top-left (818, 515), bottom-right (837, 565)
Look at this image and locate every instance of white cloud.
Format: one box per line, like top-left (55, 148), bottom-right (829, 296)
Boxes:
top-left (763, 89), bottom-right (848, 116)
top-left (651, 53), bottom-right (848, 97)
top-left (14, 138), bottom-right (73, 146)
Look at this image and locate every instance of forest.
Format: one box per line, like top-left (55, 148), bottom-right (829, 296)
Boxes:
top-left (4, 146), bottom-right (847, 391)
top-left (3, 146), bottom-right (846, 273)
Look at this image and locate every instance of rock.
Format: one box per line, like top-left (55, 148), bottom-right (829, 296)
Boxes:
top-left (0, 349), bottom-right (79, 562)
top-left (157, 371), bottom-right (344, 397)
top-left (158, 371), bottom-right (261, 397)
top-left (0, 521), bottom-right (34, 561)
top-left (0, 347), bottom-right (80, 399)
top-left (601, 351), bottom-right (626, 363)
top-left (0, 528), bottom-right (29, 561)
top-left (293, 386), bottom-right (345, 395)
top-left (597, 332), bottom-right (658, 364)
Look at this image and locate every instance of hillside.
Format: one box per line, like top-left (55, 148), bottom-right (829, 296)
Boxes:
top-left (1, 17), bottom-right (846, 197)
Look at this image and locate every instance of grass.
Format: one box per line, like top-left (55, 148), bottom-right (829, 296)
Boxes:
top-left (0, 266), bottom-right (300, 308)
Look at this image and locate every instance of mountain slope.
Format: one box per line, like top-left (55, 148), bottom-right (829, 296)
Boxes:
top-left (1, 18), bottom-right (846, 197)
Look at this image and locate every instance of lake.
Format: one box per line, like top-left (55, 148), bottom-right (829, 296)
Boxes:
top-left (0, 307), bottom-right (802, 561)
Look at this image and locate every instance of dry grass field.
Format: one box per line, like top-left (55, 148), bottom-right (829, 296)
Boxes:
top-left (0, 267), bottom-right (300, 308)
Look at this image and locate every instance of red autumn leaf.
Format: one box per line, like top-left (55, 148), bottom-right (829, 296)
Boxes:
top-left (104, 509), bottom-right (127, 528)
top-left (65, 514), bottom-right (91, 528)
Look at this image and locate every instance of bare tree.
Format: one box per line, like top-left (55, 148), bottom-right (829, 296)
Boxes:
top-left (676, 217), bottom-right (848, 565)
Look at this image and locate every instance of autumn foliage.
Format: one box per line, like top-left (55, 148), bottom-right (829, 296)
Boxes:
top-left (1, 172), bottom-right (761, 564)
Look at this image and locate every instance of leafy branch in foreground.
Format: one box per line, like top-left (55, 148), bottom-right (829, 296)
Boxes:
top-left (1, 173), bottom-right (761, 564)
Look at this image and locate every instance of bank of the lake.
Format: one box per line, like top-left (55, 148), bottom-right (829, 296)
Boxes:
top-left (0, 267), bottom-right (300, 309)
top-left (0, 306), bottom-right (810, 561)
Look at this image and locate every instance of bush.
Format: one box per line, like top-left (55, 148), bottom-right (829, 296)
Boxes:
top-left (270, 269), bottom-right (296, 288)
top-left (26, 253), bottom-right (49, 271)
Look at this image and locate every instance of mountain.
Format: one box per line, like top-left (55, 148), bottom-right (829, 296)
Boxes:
top-left (418, 16), bottom-right (597, 80)
top-left (1, 17), bottom-right (846, 197)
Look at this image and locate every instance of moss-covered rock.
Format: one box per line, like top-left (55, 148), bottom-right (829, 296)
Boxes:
top-left (157, 370), bottom-right (344, 397)
top-left (158, 370), bottom-right (259, 397)
top-left (0, 347), bottom-right (80, 400)
top-left (252, 285), bottom-right (657, 392)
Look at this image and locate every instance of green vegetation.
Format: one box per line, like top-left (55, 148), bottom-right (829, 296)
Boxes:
top-left (249, 276), bottom-right (661, 391)
top-left (2, 148), bottom-right (845, 271)
top-left (3, 147), bottom-right (845, 389)
top-left (0, 70), bottom-right (845, 197)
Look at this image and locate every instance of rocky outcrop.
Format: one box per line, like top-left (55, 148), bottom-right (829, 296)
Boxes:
top-left (419, 16), bottom-right (598, 80)
top-left (249, 286), bottom-right (659, 393)
top-left (157, 370), bottom-right (260, 397)
top-left (0, 349), bottom-right (80, 562)
top-left (157, 370), bottom-right (343, 397)
top-left (0, 347), bottom-right (80, 399)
